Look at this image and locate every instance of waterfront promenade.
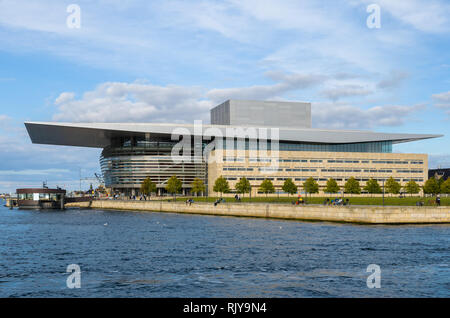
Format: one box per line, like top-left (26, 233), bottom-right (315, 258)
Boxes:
top-left (66, 199), bottom-right (450, 224)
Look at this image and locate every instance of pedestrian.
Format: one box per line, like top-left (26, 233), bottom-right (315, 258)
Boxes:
top-left (436, 196), bottom-right (441, 206)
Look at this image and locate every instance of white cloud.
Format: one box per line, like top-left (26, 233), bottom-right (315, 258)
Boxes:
top-left (53, 81), bottom-right (213, 123)
top-left (52, 72), bottom-right (330, 123)
top-left (432, 91), bottom-right (450, 105)
top-left (207, 71), bottom-right (324, 103)
top-left (229, 0), bottom-right (340, 33)
top-left (0, 169), bottom-right (70, 176)
top-left (51, 77), bottom-right (427, 132)
top-left (55, 92), bottom-right (75, 105)
top-left (0, 0), bottom-right (427, 77)
top-left (320, 84), bottom-right (373, 101)
top-left (377, 70), bottom-right (409, 89)
top-left (0, 0), bottom-right (168, 74)
top-left (365, 0), bottom-right (450, 33)
top-left (312, 102), bottom-right (426, 129)
top-left (432, 91), bottom-right (450, 116)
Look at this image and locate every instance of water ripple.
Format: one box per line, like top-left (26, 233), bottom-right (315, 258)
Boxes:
top-left (0, 205), bottom-right (449, 297)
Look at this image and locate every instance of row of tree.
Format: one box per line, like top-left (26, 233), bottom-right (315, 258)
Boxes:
top-left (212, 176), bottom-right (424, 197)
top-left (140, 176), bottom-right (205, 200)
top-left (141, 175), bottom-right (450, 199)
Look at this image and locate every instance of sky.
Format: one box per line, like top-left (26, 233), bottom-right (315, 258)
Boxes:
top-left (0, 0), bottom-right (449, 193)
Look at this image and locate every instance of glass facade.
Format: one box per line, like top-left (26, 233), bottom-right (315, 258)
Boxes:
top-left (219, 140), bottom-right (393, 153)
top-left (278, 141), bottom-right (392, 153)
top-left (100, 136), bottom-right (207, 194)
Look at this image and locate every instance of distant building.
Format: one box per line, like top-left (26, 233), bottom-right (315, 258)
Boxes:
top-left (25, 99), bottom-right (443, 196)
top-left (428, 168), bottom-right (450, 181)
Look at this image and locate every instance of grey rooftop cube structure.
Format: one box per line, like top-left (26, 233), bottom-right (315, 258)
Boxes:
top-left (210, 99), bottom-right (311, 128)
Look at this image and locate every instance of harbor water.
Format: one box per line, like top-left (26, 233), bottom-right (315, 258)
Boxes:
top-left (0, 203), bottom-right (448, 297)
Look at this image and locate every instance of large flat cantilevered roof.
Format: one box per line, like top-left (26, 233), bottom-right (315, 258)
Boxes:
top-left (24, 122), bottom-right (443, 148)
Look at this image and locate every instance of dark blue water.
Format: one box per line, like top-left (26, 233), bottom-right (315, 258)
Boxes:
top-left (0, 203), bottom-right (448, 297)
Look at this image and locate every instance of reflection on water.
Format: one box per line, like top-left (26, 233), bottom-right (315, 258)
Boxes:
top-left (0, 204), bottom-right (448, 297)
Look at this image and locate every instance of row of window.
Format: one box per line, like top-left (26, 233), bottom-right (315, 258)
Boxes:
top-left (222, 157), bottom-right (424, 165)
top-left (322, 169), bottom-right (423, 174)
top-left (372, 160), bottom-right (423, 165)
top-left (327, 160), bottom-right (364, 163)
top-left (18, 193), bottom-right (63, 201)
top-left (223, 167), bottom-right (423, 174)
top-left (224, 176), bottom-right (424, 183)
top-left (397, 170), bottom-right (423, 173)
top-left (223, 167), bottom-right (253, 171)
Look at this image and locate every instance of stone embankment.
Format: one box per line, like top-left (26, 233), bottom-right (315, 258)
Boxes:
top-left (66, 200), bottom-right (450, 224)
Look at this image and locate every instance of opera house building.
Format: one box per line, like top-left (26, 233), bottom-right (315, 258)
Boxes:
top-left (25, 100), bottom-right (441, 196)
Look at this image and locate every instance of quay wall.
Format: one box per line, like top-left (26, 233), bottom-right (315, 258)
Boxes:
top-left (65, 200), bottom-right (450, 224)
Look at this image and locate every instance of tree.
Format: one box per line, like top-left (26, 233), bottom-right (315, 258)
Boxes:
top-left (303, 177), bottom-right (319, 197)
top-left (324, 178), bottom-right (340, 195)
top-left (364, 178), bottom-right (382, 196)
top-left (440, 178), bottom-right (450, 194)
top-left (404, 180), bottom-right (420, 196)
top-left (437, 177), bottom-right (445, 191)
top-left (259, 179), bottom-right (275, 197)
top-left (282, 178), bottom-right (298, 196)
top-left (423, 178), bottom-right (440, 196)
top-left (141, 177), bottom-right (157, 196)
top-left (191, 178), bottom-right (206, 196)
top-left (165, 175), bottom-right (182, 201)
top-left (385, 177), bottom-right (401, 196)
top-left (344, 177), bottom-right (361, 196)
top-left (235, 177), bottom-right (251, 197)
top-left (213, 176), bottom-right (230, 198)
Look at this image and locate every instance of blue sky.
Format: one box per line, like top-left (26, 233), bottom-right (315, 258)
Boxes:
top-left (0, 0), bottom-right (449, 193)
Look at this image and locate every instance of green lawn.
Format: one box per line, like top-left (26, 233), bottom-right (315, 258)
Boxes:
top-left (175, 195), bottom-right (450, 206)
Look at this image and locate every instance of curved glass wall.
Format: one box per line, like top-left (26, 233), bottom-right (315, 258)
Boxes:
top-left (100, 137), bottom-right (207, 193)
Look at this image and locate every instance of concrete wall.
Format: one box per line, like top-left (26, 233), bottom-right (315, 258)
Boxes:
top-left (67, 200), bottom-right (450, 224)
top-left (210, 100), bottom-right (312, 128)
